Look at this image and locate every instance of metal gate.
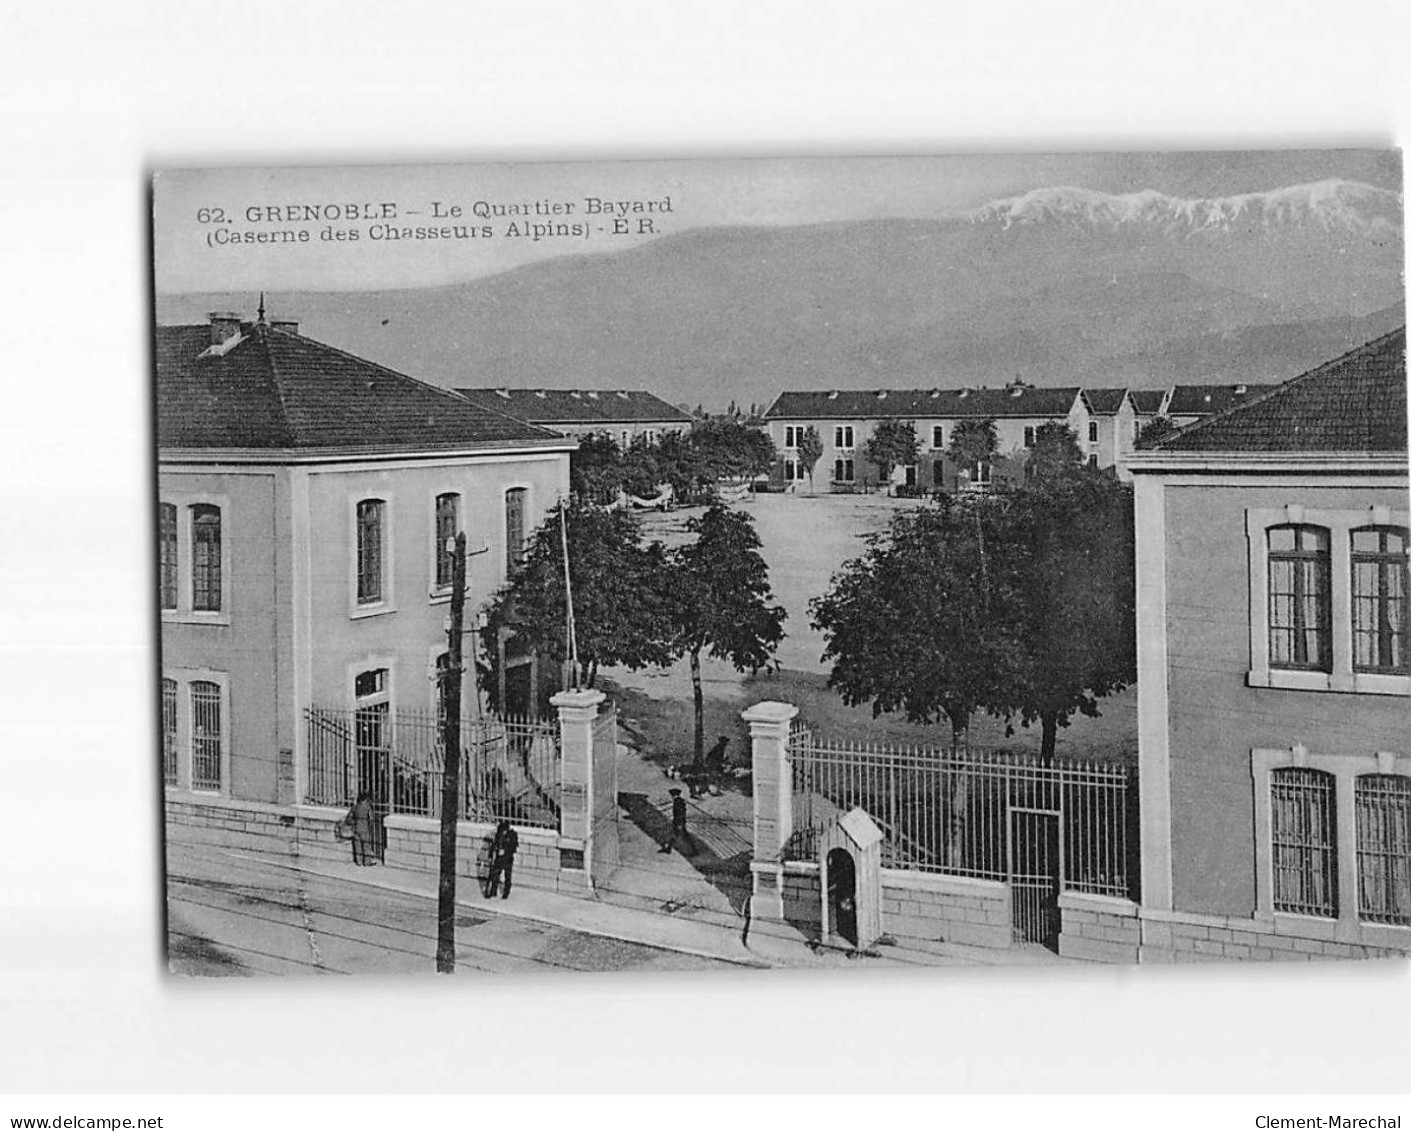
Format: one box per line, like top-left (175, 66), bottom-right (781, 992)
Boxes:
top-left (589, 703), bottom-right (620, 888)
top-left (1008, 808), bottom-right (1061, 948)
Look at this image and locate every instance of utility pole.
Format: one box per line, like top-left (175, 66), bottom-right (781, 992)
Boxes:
top-left (436, 531), bottom-right (468, 974)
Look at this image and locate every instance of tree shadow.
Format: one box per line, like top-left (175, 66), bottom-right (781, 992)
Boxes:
top-left (617, 791), bottom-right (753, 917)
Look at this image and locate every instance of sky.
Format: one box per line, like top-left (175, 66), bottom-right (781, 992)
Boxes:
top-left (154, 149), bottom-right (1402, 295)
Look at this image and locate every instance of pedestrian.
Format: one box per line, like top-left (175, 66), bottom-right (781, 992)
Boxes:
top-left (706, 734), bottom-right (729, 772)
top-left (658, 788), bottom-right (696, 856)
top-left (485, 819), bottom-right (518, 899)
top-left (345, 790), bottom-right (379, 867)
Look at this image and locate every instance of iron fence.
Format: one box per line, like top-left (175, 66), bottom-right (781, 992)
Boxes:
top-left (305, 706), bottom-right (561, 830)
top-left (786, 727), bottom-right (1136, 899)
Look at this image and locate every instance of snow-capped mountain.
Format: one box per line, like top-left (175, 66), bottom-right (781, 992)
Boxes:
top-left (969, 179), bottom-right (1402, 237)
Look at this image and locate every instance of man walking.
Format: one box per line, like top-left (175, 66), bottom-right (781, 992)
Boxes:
top-left (658, 788), bottom-right (696, 856)
top-left (485, 819), bottom-right (518, 898)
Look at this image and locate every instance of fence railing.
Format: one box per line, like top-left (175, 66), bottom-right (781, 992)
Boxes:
top-left (787, 728), bottom-right (1136, 899)
top-left (305, 706), bottom-right (561, 830)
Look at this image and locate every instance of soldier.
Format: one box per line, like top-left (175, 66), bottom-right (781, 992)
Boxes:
top-left (484, 819), bottom-right (519, 898)
top-left (658, 788), bottom-right (696, 856)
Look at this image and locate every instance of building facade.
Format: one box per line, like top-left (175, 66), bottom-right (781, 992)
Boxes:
top-left (763, 384), bottom-right (1086, 492)
top-left (1121, 329), bottom-right (1409, 961)
top-left (159, 313), bottom-right (574, 809)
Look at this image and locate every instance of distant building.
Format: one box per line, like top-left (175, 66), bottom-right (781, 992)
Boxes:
top-left (1079, 388), bottom-right (1140, 479)
top-left (1123, 328), bottom-right (1409, 961)
top-left (762, 383), bottom-right (1085, 492)
top-left (159, 312), bottom-right (574, 809)
top-left (1164, 382), bottom-right (1276, 427)
top-left (454, 387), bottom-right (694, 446)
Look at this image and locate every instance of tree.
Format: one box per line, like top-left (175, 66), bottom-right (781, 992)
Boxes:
top-left (670, 505), bottom-right (787, 764)
top-left (481, 501), bottom-right (674, 696)
top-left (862, 419), bottom-right (920, 493)
top-left (689, 418), bottom-right (776, 482)
top-left (1136, 415), bottom-right (1178, 448)
top-left (570, 432), bottom-right (625, 504)
top-left (995, 473), bottom-right (1137, 763)
top-left (947, 418), bottom-right (999, 486)
top-left (1025, 421), bottom-right (1084, 480)
top-left (797, 425), bottom-right (824, 490)
top-left (811, 496), bottom-right (1024, 750)
top-left (812, 471), bottom-right (1136, 765)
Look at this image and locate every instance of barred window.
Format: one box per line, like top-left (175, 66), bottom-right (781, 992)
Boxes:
top-left (159, 503), bottom-right (178, 610)
top-left (356, 499), bottom-right (385, 604)
top-left (191, 504), bottom-right (222, 612)
top-left (435, 492), bottom-right (460, 591)
top-left (1356, 774), bottom-right (1411, 926)
top-left (1268, 525), bottom-right (1331, 671)
top-left (1351, 526), bottom-right (1408, 675)
top-left (1271, 767), bottom-right (1337, 917)
top-left (162, 678), bottom-right (178, 786)
top-left (190, 680), bottom-right (222, 792)
top-left (505, 488), bottom-right (527, 571)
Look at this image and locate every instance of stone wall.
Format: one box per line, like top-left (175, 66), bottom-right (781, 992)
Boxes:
top-left (1060, 891), bottom-right (1411, 963)
top-left (164, 793), bottom-right (588, 893)
top-left (780, 863), bottom-right (1011, 950)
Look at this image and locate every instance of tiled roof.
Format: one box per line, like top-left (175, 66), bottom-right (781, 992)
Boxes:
top-left (1081, 388), bottom-right (1129, 415)
top-left (1158, 327), bottom-right (1407, 454)
top-left (455, 387), bottom-right (694, 426)
top-left (1166, 382), bottom-right (1278, 417)
top-left (1129, 389), bottom-right (1168, 415)
top-left (764, 386), bottom-right (1081, 421)
top-left (156, 322), bottom-right (567, 453)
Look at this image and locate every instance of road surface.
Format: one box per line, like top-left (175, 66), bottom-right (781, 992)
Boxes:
top-left (165, 841), bottom-right (737, 977)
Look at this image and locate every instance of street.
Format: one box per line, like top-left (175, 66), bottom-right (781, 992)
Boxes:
top-left (166, 841), bottom-right (739, 977)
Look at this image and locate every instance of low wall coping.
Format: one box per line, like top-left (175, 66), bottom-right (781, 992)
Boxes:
top-left (881, 868), bottom-right (1007, 899)
top-left (382, 812), bottom-right (560, 843)
top-left (1058, 891), bottom-right (1139, 916)
top-left (165, 791), bottom-right (292, 819)
top-left (1137, 905), bottom-right (1275, 934)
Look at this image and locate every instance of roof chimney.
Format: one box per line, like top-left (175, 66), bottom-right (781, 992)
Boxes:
top-left (270, 318), bottom-right (299, 335)
top-left (208, 312), bottom-right (242, 346)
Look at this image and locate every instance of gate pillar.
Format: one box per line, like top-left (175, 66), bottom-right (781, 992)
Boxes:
top-left (552, 688), bottom-right (605, 878)
top-left (743, 700), bottom-right (798, 921)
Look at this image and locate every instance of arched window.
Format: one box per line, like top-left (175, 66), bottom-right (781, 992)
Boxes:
top-left (435, 492), bottom-right (460, 591)
top-left (190, 680), bottom-right (222, 792)
top-left (191, 503), bottom-right (222, 612)
top-left (1356, 774), bottom-right (1410, 926)
top-left (1270, 767), bottom-right (1337, 917)
top-left (1351, 526), bottom-right (1408, 675)
top-left (161, 678), bottom-right (178, 786)
top-left (505, 488), bottom-right (527, 571)
top-left (1267, 525), bottom-right (1331, 671)
top-left (356, 498), bottom-right (385, 604)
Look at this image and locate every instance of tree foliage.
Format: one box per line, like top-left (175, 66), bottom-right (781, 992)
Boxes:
top-left (1025, 421), bottom-right (1084, 480)
top-left (481, 501), bottom-right (674, 695)
top-left (862, 419), bottom-right (920, 492)
top-left (946, 417), bottom-right (999, 480)
top-left (811, 464), bottom-right (1136, 761)
top-left (810, 497), bottom-right (1025, 747)
top-left (669, 505), bottom-right (787, 762)
top-left (997, 473), bottom-right (1137, 761)
top-left (569, 420), bottom-right (776, 504)
top-left (1136, 414), bottom-right (1178, 448)
top-left (797, 425), bottom-right (824, 487)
